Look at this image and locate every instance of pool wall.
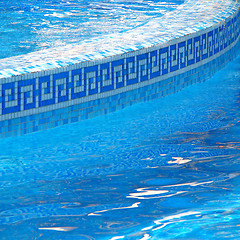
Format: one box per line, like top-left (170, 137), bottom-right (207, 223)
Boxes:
top-left (0, 2), bottom-right (240, 137)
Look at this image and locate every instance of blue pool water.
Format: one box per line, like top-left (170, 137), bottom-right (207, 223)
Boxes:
top-left (0, 43), bottom-right (239, 239)
top-left (0, 0), bottom-right (183, 59)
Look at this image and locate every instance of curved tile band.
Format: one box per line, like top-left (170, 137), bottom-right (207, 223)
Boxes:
top-left (0, 0), bottom-right (240, 137)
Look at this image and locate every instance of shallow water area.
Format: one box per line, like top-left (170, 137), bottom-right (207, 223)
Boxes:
top-left (0, 0), bottom-right (184, 59)
top-left (0, 40), bottom-right (239, 239)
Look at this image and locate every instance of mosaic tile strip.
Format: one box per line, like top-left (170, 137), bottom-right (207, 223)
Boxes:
top-left (0, 6), bottom-right (239, 118)
top-left (1, 38), bottom-right (239, 138)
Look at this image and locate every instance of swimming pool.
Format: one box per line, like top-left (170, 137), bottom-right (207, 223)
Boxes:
top-left (1, 0), bottom-right (240, 239)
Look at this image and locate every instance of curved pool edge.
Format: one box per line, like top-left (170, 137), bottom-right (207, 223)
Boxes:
top-left (0, 0), bottom-right (239, 138)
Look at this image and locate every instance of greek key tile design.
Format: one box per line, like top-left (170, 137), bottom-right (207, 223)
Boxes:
top-left (1, 8), bottom-right (239, 117)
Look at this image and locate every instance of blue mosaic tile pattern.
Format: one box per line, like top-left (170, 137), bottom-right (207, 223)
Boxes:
top-left (0, 0), bottom-right (239, 137)
top-left (0, 39), bottom-right (239, 138)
